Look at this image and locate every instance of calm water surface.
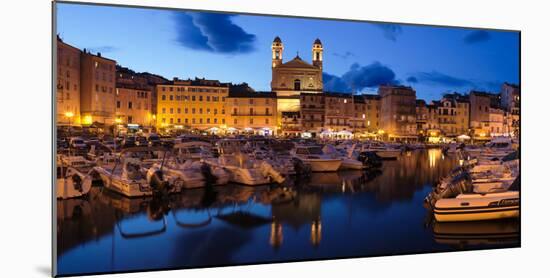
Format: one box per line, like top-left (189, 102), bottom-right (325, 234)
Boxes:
top-left (56, 149), bottom-right (519, 276)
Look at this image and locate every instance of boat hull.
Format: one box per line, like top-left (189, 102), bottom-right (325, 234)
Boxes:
top-left (434, 192), bottom-right (519, 222)
top-left (305, 159), bottom-right (342, 172)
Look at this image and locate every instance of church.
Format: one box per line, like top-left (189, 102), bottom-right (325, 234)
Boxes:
top-left (270, 36), bottom-right (324, 117)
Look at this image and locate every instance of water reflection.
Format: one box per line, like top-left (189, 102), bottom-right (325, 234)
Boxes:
top-left (56, 150), bottom-right (519, 276)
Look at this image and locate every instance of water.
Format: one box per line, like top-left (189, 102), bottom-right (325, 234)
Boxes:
top-left (56, 149), bottom-right (519, 276)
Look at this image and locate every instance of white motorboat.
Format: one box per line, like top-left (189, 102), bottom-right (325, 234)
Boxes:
top-left (56, 160), bottom-right (92, 199)
top-left (291, 145), bottom-right (342, 172)
top-left (93, 147), bottom-right (171, 197)
top-left (426, 168), bottom-right (519, 222)
top-left (364, 142), bottom-right (401, 159)
top-left (214, 153), bottom-right (284, 185)
top-left (322, 144), bottom-right (365, 170)
top-left (173, 142), bottom-right (230, 186)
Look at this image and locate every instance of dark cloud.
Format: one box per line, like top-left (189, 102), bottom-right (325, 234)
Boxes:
top-left (414, 71), bottom-right (475, 87)
top-left (409, 71), bottom-right (503, 92)
top-left (406, 76), bottom-right (418, 83)
top-left (87, 46), bottom-right (118, 53)
top-left (323, 62), bottom-right (399, 92)
top-left (174, 12), bottom-right (256, 54)
top-left (463, 30), bottom-right (491, 44)
top-left (375, 24), bottom-right (403, 41)
top-left (333, 51), bottom-right (355, 59)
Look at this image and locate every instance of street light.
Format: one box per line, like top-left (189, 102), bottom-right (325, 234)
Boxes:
top-left (64, 111), bottom-right (74, 126)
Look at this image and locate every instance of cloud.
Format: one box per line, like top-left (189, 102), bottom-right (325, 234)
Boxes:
top-left (463, 30), bottom-right (491, 44)
top-left (87, 46), bottom-right (118, 53)
top-left (406, 76), bottom-right (418, 83)
top-left (333, 51), bottom-right (355, 59)
top-left (409, 71), bottom-right (503, 92)
top-left (413, 71), bottom-right (475, 87)
top-left (375, 24), bottom-right (403, 41)
top-left (323, 62), bottom-right (399, 92)
top-left (173, 12), bottom-right (256, 54)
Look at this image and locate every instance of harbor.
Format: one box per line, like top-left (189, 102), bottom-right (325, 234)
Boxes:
top-left (56, 138), bottom-right (520, 276)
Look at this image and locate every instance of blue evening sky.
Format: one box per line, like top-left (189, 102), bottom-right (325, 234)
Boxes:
top-left (56, 2), bottom-right (519, 101)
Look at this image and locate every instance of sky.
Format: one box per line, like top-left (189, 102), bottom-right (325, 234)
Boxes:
top-left (56, 2), bottom-right (519, 102)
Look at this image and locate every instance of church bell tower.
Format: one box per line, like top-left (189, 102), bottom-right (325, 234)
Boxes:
top-left (272, 36), bottom-right (284, 68)
top-left (312, 38), bottom-right (323, 70)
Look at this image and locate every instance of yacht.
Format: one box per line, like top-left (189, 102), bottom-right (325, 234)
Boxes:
top-left (291, 145), bottom-right (342, 172)
top-left (364, 141), bottom-right (401, 159)
top-left (322, 144), bottom-right (365, 170)
top-left (56, 156), bottom-right (92, 199)
top-left (425, 160), bottom-right (519, 222)
top-left (93, 147), bottom-right (171, 197)
top-left (171, 142), bottom-right (231, 186)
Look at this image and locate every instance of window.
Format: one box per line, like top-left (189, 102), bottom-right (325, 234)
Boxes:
top-left (116, 101), bottom-right (121, 108)
top-left (185, 118), bottom-right (188, 124)
top-left (162, 118), bottom-right (166, 123)
top-left (170, 118), bottom-right (173, 124)
top-left (207, 118), bottom-right (210, 124)
top-left (249, 118), bottom-right (253, 124)
top-left (192, 118), bottom-right (196, 124)
top-left (222, 119), bottom-right (225, 124)
top-left (250, 108), bottom-right (254, 115)
top-left (199, 96), bottom-right (203, 101)
top-left (128, 116), bottom-right (133, 123)
top-left (265, 118), bottom-right (269, 124)
top-left (95, 84), bottom-right (99, 92)
top-left (214, 109), bottom-right (218, 115)
top-left (199, 118), bottom-right (203, 124)
top-left (214, 118), bottom-right (218, 123)
top-left (162, 108), bottom-right (166, 113)
top-left (169, 95), bottom-right (173, 101)
top-left (233, 108), bottom-right (237, 115)
top-left (207, 108), bottom-right (210, 114)
top-left (177, 118), bottom-right (181, 123)
top-left (265, 108), bottom-right (269, 115)
top-left (185, 108), bottom-right (188, 114)
top-left (206, 96), bottom-right (210, 101)
top-left (222, 109), bottom-right (225, 114)
top-left (177, 108), bottom-right (181, 114)
top-left (249, 99), bottom-right (254, 105)
top-left (265, 99), bottom-right (270, 105)
top-left (192, 108), bottom-right (196, 114)
top-left (161, 95), bottom-right (166, 101)
top-left (192, 96), bottom-right (196, 101)
top-left (294, 79), bottom-right (301, 91)
top-left (199, 108), bottom-right (203, 114)
top-left (128, 102), bottom-right (133, 109)
top-left (169, 87), bottom-right (173, 92)
top-left (170, 108), bottom-right (174, 114)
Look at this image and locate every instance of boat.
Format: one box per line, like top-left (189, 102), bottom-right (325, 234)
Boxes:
top-left (322, 144), bottom-right (365, 170)
top-left (93, 147), bottom-right (171, 197)
top-left (364, 141), bottom-right (401, 159)
top-left (214, 140), bottom-right (285, 185)
top-left (291, 145), bottom-right (342, 172)
top-left (170, 142), bottom-right (231, 186)
top-left (56, 157), bottom-right (93, 199)
top-left (426, 170), bottom-right (519, 222)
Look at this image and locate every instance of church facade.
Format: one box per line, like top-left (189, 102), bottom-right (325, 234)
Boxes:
top-left (270, 37), bottom-right (324, 129)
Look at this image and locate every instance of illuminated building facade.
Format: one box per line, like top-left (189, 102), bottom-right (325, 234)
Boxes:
top-left (300, 93), bottom-right (325, 136)
top-left (80, 50), bottom-right (116, 126)
top-left (115, 85), bottom-right (153, 127)
top-left (379, 85), bottom-right (417, 140)
top-left (56, 36), bottom-right (81, 126)
top-left (271, 37), bottom-right (324, 128)
top-left (156, 78), bottom-right (229, 131)
top-left (226, 91), bottom-right (278, 135)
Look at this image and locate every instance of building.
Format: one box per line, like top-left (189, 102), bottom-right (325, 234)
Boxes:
top-left (271, 37), bottom-right (324, 125)
top-left (80, 50), bottom-right (117, 126)
top-left (56, 36), bottom-right (82, 126)
top-left (469, 91), bottom-right (499, 139)
top-left (299, 93), bottom-right (325, 137)
top-left (436, 93), bottom-right (470, 137)
top-left (500, 82), bottom-right (520, 115)
top-left (363, 94), bottom-right (381, 133)
top-left (226, 91), bottom-right (278, 135)
top-left (323, 93), bottom-right (354, 138)
top-left (156, 78), bottom-right (229, 132)
top-left (116, 65), bottom-right (168, 116)
top-left (378, 85), bottom-right (417, 140)
top-left (349, 95), bottom-right (368, 134)
top-left (115, 85), bottom-right (153, 128)
top-left (281, 111), bottom-right (302, 137)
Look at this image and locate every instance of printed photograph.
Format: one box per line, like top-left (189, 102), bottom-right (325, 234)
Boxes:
top-left (54, 1), bottom-right (520, 276)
